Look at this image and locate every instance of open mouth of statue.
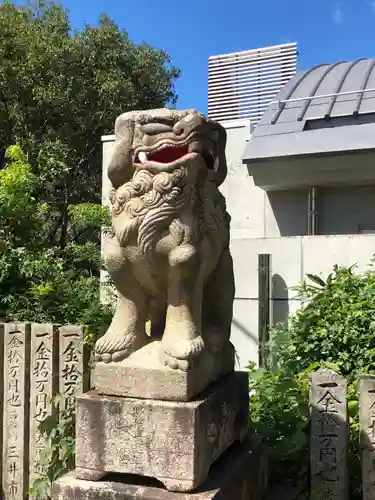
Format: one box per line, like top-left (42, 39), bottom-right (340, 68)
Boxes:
top-left (135, 143), bottom-right (215, 170)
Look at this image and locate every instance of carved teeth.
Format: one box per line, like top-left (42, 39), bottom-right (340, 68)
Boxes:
top-left (139, 152), bottom-right (148, 164)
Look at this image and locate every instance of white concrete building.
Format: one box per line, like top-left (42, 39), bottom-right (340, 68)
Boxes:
top-left (229, 57), bottom-right (375, 369)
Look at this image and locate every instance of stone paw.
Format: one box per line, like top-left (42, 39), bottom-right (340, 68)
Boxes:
top-left (163, 352), bottom-right (191, 371)
top-left (94, 331), bottom-right (147, 363)
top-left (94, 348), bottom-right (130, 363)
top-left (162, 335), bottom-right (205, 371)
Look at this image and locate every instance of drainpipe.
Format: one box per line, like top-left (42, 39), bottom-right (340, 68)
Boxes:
top-left (258, 254), bottom-right (271, 368)
top-left (308, 187), bottom-right (318, 235)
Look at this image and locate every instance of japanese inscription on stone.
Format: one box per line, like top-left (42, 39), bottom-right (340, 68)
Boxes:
top-left (359, 375), bottom-right (375, 499)
top-left (2, 323), bottom-right (30, 500)
top-left (59, 325), bottom-right (88, 410)
top-left (29, 324), bottom-right (58, 489)
top-left (310, 369), bottom-right (348, 500)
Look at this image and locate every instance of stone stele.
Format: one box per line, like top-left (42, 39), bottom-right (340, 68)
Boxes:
top-left (75, 372), bottom-right (249, 492)
top-left (93, 108), bottom-right (235, 400)
top-left (53, 435), bottom-right (268, 500)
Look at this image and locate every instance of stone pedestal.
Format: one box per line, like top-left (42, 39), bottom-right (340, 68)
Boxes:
top-left (53, 435), bottom-right (268, 500)
top-left (75, 372), bottom-right (249, 492)
top-left (92, 340), bottom-right (235, 401)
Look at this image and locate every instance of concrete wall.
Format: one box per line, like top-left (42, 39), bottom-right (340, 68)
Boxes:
top-left (318, 185), bottom-right (375, 234)
top-left (220, 120), bottom-right (310, 239)
top-left (101, 135), bottom-right (114, 209)
top-left (221, 119), bottom-right (375, 369)
top-left (264, 185), bottom-right (375, 237)
top-left (220, 120), bottom-right (266, 239)
top-left (100, 135), bottom-right (115, 303)
top-left (230, 234), bottom-right (375, 369)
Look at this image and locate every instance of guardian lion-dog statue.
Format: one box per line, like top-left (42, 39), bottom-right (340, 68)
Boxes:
top-left (95, 109), bottom-right (235, 372)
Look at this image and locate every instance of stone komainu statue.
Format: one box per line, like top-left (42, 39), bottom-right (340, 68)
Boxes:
top-left (95, 109), bottom-right (235, 371)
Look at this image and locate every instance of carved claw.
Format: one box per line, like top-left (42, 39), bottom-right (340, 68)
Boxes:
top-left (162, 335), bottom-right (205, 371)
top-left (94, 349), bottom-right (130, 363)
top-left (94, 331), bottom-right (147, 363)
top-left (163, 335), bottom-right (205, 359)
top-left (163, 353), bottom-right (190, 371)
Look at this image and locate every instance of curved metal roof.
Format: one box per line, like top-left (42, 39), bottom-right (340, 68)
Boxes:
top-left (243, 58), bottom-right (375, 163)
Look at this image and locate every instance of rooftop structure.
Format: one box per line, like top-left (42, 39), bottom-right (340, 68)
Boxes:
top-left (242, 58), bottom-right (375, 190)
top-left (208, 42), bottom-right (298, 124)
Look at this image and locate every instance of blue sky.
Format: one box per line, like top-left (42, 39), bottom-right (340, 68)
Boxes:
top-left (61, 0), bottom-right (375, 114)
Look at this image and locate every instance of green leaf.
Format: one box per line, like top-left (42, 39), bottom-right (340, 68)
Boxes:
top-left (248, 259), bottom-right (375, 498)
top-left (29, 477), bottom-right (50, 498)
top-left (248, 367), bottom-right (267, 382)
top-left (306, 274), bottom-right (326, 287)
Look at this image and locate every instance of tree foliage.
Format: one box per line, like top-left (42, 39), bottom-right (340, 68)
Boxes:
top-left (0, 144), bottom-right (114, 497)
top-left (0, 0), bottom-right (180, 326)
top-left (29, 394), bottom-right (75, 499)
top-left (0, 3), bottom-right (180, 496)
top-left (0, 0), bottom-right (180, 242)
top-left (249, 263), bottom-right (375, 499)
top-left (0, 144), bottom-right (114, 338)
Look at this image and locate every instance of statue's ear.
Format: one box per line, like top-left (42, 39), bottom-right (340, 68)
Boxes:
top-left (107, 113), bottom-right (135, 189)
top-left (211, 121), bottom-right (227, 187)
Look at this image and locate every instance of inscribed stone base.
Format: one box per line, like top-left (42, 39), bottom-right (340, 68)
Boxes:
top-left (75, 372), bottom-right (249, 492)
top-left (92, 340), bottom-right (235, 401)
top-left (53, 435), bottom-right (268, 500)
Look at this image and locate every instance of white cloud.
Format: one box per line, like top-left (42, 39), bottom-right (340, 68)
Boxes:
top-left (333, 3), bottom-right (344, 24)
